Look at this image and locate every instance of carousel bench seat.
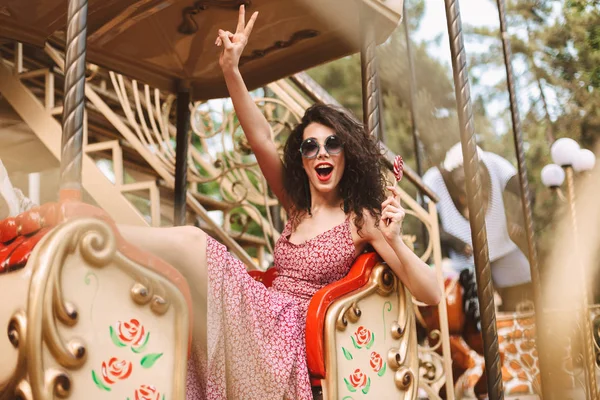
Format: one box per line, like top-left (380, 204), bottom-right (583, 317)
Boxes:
top-left (250, 253), bottom-right (420, 400)
top-left (0, 202), bottom-right (192, 400)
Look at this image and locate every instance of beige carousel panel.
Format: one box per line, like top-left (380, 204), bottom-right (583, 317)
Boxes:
top-left (323, 263), bottom-right (419, 400)
top-left (19, 218), bottom-right (189, 400)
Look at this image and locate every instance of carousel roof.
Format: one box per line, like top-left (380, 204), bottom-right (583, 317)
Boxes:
top-left (0, 0), bottom-right (403, 100)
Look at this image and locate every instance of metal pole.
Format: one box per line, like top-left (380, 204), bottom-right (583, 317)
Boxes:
top-left (443, 0), bottom-right (503, 398)
top-left (495, 0), bottom-right (552, 397)
top-left (565, 166), bottom-right (598, 400)
top-left (402, 4), bottom-right (429, 249)
top-left (402, 6), bottom-right (423, 181)
top-left (60, 0), bottom-right (88, 201)
top-left (360, 8), bottom-right (383, 141)
top-left (174, 84), bottom-right (191, 226)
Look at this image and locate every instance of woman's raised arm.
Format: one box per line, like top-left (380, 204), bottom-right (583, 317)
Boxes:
top-left (217, 6), bottom-right (290, 211)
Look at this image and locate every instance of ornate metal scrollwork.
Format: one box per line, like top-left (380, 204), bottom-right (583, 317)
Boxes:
top-left (239, 30), bottom-right (320, 66)
top-left (179, 0), bottom-right (252, 34)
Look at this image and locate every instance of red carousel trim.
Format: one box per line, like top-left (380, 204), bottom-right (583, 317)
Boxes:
top-left (305, 252), bottom-right (381, 379)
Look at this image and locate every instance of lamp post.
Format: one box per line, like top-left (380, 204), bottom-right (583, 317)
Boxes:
top-left (542, 138), bottom-right (598, 399)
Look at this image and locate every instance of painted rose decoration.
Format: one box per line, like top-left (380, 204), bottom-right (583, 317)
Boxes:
top-left (344, 368), bottom-right (371, 394)
top-left (370, 351), bottom-right (387, 376)
top-left (110, 318), bottom-right (150, 353)
top-left (134, 384), bottom-right (164, 400)
top-left (92, 357), bottom-right (132, 391)
top-left (119, 319), bottom-right (146, 344)
top-left (352, 325), bottom-right (374, 349)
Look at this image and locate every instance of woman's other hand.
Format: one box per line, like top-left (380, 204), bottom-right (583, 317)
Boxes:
top-left (216, 5), bottom-right (258, 72)
top-left (380, 186), bottom-right (406, 243)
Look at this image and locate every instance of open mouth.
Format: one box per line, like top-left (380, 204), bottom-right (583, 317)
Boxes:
top-left (315, 164), bottom-right (334, 182)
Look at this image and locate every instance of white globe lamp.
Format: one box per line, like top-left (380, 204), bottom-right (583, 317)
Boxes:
top-left (550, 138), bottom-right (580, 167)
top-left (573, 149), bottom-right (596, 172)
top-left (541, 164), bottom-right (565, 188)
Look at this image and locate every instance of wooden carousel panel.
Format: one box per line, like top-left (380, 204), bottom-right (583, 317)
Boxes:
top-left (321, 262), bottom-right (418, 400)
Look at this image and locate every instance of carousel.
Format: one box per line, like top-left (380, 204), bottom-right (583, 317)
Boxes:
top-left (0, 0), bottom-right (595, 399)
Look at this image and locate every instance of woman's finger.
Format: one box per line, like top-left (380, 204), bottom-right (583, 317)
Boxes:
top-left (387, 197), bottom-right (402, 209)
top-left (215, 36), bottom-right (222, 46)
top-left (244, 11), bottom-right (259, 36)
top-left (381, 211), bottom-right (393, 221)
top-left (386, 185), bottom-right (400, 198)
top-left (383, 205), bottom-right (403, 214)
top-left (236, 5), bottom-right (246, 33)
top-left (381, 196), bottom-right (395, 209)
top-left (218, 30), bottom-right (234, 49)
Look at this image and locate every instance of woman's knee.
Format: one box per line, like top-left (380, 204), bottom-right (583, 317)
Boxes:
top-left (171, 225), bottom-right (207, 251)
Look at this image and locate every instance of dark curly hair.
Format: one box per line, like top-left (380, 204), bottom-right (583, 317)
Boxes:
top-left (282, 104), bottom-right (387, 234)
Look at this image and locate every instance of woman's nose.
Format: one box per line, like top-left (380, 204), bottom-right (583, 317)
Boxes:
top-left (317, 144), bottom-right (329, 158)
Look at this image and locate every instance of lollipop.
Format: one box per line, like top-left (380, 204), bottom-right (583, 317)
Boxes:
top-left (393, 155), bottom-right (404, 182)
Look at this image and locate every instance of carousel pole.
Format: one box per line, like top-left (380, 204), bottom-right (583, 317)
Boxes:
top-left (360, 7), bottom-right (383, 141)
top-left (402, 3), bottom-right (429, 249)
top-left (402, 4), bottom-right (423, 181)
top-left (495, 0), bottom-right (553, 397)
top-left (443, 0), bottom-right (504, 399)
top-left (174, 82), bottom-right (191, 226)
top-left (60, 0), bottom-right (88, 201)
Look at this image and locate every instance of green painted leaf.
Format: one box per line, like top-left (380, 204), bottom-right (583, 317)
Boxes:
top-left (366, 333), bottom-right (375, 349)
top-left (91, 370), bottom-right (111, 392)
top-left (342, 397), bottom-right (355, 400)
top-left (109, 326), bottom-right (126, 348)
top-left (378, 362), bottom-right (387, 377)
top-left (342, 347), bottom-right (353, 360)
top-left (350, 335), bottom-right (361, 349)
top-left (162, 395), bottom-right (165, 400)
top-left (382, 301), bottom-right (392, 341)
top-left (132, 332), bottom-right (150, 354)
top-left (362, 377), bottom-right (371, 395)
top-left (140, 352), bottom-right (163, 368)
top-left (343, 378), bottom-right (357, 393)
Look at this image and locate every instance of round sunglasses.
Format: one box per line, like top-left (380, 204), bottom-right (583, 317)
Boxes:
top-left (299, 135), bottom-right (344, 159)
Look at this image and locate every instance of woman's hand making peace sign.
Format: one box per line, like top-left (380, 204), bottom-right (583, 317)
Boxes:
top-left (216, 5), bottom-right (259, 71)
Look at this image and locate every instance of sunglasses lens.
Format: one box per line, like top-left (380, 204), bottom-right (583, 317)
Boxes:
top-left (300, 139), bottom-right (319, 158)
top-left (326, 136), bottom-right (343, 154)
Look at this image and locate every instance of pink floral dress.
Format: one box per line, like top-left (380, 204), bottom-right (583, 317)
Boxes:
top-left (186, 218), bottom-right (356, 399)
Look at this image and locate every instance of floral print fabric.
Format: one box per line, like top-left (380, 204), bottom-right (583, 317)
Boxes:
top-left (186, 218), bottom-right (356, 399)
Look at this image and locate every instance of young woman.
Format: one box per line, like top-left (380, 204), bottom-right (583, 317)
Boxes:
top-left (0, 7), bottom-right (440, 399)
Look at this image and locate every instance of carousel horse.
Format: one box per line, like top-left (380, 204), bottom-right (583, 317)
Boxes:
top-left (418, 272), bottom-right (541, 399)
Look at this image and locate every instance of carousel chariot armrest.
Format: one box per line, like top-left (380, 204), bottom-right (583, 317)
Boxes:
top-left (250, 252), bottom-right (420, 400)
top-left (0, 203), bottom-right (192, 399)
